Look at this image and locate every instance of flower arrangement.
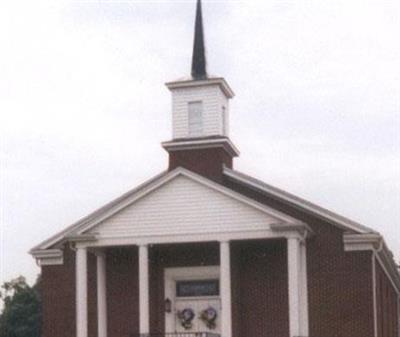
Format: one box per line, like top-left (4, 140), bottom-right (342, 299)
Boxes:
top-left (199, 307), bottom-right (218, 330)
top-left (177, 308), bottom-right (195, 330)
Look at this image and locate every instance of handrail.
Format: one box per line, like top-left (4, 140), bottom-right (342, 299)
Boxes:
top-left (131, 333), bottom-right (220, 337)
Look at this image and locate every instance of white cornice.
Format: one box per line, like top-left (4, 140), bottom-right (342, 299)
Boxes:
top-left (76, 229), bottom-right (307, 249)
top-left (165, 77), bottom-right (235, 98)
top-left (66, 234), bottom-right (98, 243)
top-left (30, 249), bottom-right (63, 266)
top-left (162, 138), bottom-right (240, 157)
top-left (343, 233), bottom-right (383, 251)
top-left (270, 222), bottom-right (314, 239)
top-left (344, 233), bottom-right (400, 294)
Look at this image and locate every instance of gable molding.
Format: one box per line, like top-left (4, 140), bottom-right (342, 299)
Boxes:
top-left (30, 168), bottom-right (310, 264)
top-left (29, 171), bottom-right (168, 253)
top-left (75, 168), bottom-right (306, 237)
top-left (223, 167), bottom-right (376, 235)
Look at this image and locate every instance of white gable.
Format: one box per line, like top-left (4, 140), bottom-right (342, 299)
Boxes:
top-left (86, 175), bottom-right (282, 238)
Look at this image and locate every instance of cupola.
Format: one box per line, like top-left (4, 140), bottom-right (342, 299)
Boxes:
top-left (162, 0), bottom-right (239, 182)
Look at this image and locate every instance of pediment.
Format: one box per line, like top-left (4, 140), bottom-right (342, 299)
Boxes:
top-left (84, 170), bottom-right (296, 239)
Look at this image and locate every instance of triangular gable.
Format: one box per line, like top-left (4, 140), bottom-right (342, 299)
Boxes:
top-left (31, 168), bottom-right (304, 252)
top-left (83, 169), bottom-right (301, 239)
top-left (85, 175), bottom-right (280, 238)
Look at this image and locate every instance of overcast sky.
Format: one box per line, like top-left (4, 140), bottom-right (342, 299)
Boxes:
top-left (1, 0), bottom-right (399, 285)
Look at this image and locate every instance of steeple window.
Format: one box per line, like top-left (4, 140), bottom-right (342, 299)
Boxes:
top-left (188, 101), bottom-right (203, 137)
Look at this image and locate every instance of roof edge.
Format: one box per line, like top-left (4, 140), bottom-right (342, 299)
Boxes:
top-left (165, 77), bottom-right (235, 98)
top-left (162, 137), bottom-right (240, 157)
top-left (344, 233), bottom-right (400, 294)
top-left (31, 167), bottom-right (309, 253)
top-left (29, 170), bottom-right (168, 253)
top-left (223, 167), bottom-right (376, 235)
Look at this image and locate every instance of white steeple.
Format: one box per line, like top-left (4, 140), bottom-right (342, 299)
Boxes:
top-left (162, 0), bottom-right (239, 161)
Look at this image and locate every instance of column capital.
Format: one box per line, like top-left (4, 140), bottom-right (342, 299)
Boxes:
top-left (76, 246), bottom-right (88, 251)
top-left (94, 249), bottom-right (106, 257)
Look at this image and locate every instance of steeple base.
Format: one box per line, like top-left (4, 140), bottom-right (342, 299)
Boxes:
top-left (162, 137), bottom-right (239, 182)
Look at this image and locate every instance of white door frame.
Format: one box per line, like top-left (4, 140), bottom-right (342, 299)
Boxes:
top-left (164, 266), bottom-right (220, 333)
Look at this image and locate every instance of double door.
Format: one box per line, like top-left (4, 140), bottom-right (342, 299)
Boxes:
top-left (165, 267), bottom-right (221, 335)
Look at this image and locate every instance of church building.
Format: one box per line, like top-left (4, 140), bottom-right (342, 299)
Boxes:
top-left (31, 1), bottom-right (400, 337)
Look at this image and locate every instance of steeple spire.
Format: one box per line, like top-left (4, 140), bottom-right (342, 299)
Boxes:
top-left (191, 0), bottom-right (207, 79)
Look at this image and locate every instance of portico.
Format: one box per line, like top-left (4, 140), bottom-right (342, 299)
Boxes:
top-left (73, 222), bottom-right (311, 337)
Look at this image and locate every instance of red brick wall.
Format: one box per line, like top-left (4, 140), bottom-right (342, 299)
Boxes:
top-left (41, 246), bottom-right (98, 337)
top-left (88, 252), bottom-right (98, 337)
top-left (106, 247), bottom-right (139, 337)
top-left (376, 260), bottom-right (399, 337)
top-left (168, 147), bottom-right (233, 182)
top-left (41, 246), bottom-right (140, 337)
top-left (41, 245), bottom-right (76, 337)
top-left (231, 239), bottom-right (289, 337)
top-left (224, 178), bottom-right (375, 337)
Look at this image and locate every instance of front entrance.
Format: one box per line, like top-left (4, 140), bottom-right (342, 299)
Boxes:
top-left (165, 266), bottom-right (221, 335)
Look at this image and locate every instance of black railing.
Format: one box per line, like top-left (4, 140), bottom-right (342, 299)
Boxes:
top-left (131, 333), bottom-right (220, 337)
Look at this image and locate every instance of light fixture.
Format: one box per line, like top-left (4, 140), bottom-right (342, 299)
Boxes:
top-left (165, 298), bottom-right (172, 313)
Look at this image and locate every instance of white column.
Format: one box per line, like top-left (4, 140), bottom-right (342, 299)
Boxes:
top-left (139, 245), bottom-right (150, 335)
top-left (76, 247), bottom-right (88, 337)
top-left (96, 251), bottom-right (108, 337)
top-left (220, 241), bottom-right (232, 337)
top-left (299, 241), bottom-right (309, 336)
top-left (288, 237), bottom-right (301, 337)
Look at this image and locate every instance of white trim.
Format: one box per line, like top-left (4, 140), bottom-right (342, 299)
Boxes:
top-left (374, 252), bottom-right (400, 335)
top-left (166, 77), bottom-right (235, 98)
top-left (76, 247), bottom-right (88, 337)
top-left (96, 251), bottom-right (107, 337)
top-left (164, 266), bottom-right (220, 280)
top-left (344, 233), bottom-right (400, 294)
top-left (343, 233), bottom-right (382, 251)
top-left (75, 229), bottom-right (305, 249)
top-left (287, 237), bottom-right (301, 337)
top-left (74, 168), bottom-right (304, 236)
top-left (31, 168), bottom-right (308, 254)
top-left (372, 254), bottom-right (378, 337)
top-left (299, 241), bottom-right (309, 336)
top-left (223, 167), bottom-right (376, 234)
top-left (220, 241), bottom-right (232, 337)
top-left (164, 266), bottom-right (220, 334)
top-left (31, 249), bottom-right (63, 266)
top-left (29, 171), bottom-right (167, 252)
top-left (162, 138), bottom-right (240, 157)
top-left (398, 298), bottom-right (400, 337)
top-left (139, 245), bottom-right (150, 334)
top-left (375, 252), bottom-right (400, 296)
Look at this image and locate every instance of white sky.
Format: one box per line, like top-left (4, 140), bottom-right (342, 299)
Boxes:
top-left (0, 0), bottom-right (399, 285)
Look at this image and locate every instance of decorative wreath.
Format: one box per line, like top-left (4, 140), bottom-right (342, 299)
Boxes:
top-left (199, 307), bottom-right (218, 330)
top-left (177, 308), bottom-right (195, 330)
